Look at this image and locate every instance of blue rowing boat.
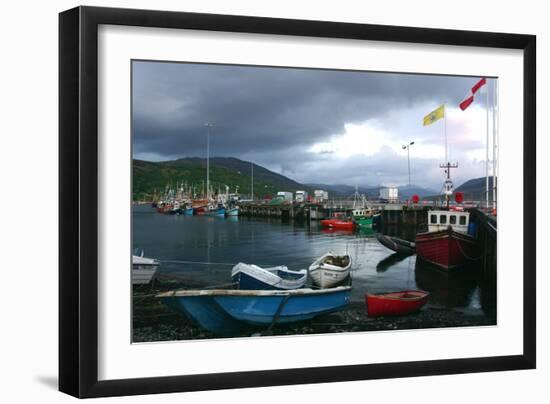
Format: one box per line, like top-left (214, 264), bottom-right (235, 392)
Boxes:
top-left (184, 207), bottom-right (194, 215)
top-left (157, 286), bottom-right (351, 334)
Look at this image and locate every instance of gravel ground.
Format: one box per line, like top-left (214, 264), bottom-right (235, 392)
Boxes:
top-left (132, 288), bottom-right (496, 343)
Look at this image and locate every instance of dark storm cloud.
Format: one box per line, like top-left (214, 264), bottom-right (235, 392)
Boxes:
top-left (134, 62), bottom-right (472, 154)
top-left (132, 60), bottom-right (489, 188)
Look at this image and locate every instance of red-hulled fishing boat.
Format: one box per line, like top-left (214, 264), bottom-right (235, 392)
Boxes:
top-left (415, 220), bottom-right (478, 270)
top-left (320, 219), bottom-right (356, 230)
top-left (366, 290), bottom-right (429, 317)
top-left (192, 199), bottom-right (209, 216)
top-left (414, 163), bottom-right (479, 270)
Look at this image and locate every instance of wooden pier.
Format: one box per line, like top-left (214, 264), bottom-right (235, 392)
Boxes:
top-left (239, 203), bottom-right (328, 221)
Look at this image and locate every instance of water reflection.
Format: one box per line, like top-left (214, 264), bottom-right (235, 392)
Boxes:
top-left (414, 258), bottom-right (478, 308)
top-left (376, 253), bottom-right (408, 273)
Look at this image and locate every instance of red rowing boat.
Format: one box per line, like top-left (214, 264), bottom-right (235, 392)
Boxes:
top-left (320, 219), bottom-right (356, 230)
top-left (365, 290), bottom-right (429, 317)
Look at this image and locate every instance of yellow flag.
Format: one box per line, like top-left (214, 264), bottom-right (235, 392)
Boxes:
top-left (423, 105), bottom-right (445, 126)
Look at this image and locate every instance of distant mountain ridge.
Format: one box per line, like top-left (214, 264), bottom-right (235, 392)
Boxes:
top-left (133, 157), bottom-right (486, 202)
top-left (455, 176), bottom-right (497, 201)
top-left (133, 157), bottom-right (311, 200)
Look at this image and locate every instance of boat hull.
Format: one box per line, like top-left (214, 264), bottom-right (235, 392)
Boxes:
top-left (205, 208), bottom-right (226, 217)
top-left (161, 295), bottom-right (245, 335)
top-left (159, 287), bottom-right (351, 333)
top-left (366, 290), bottom-right (429, 317)
top-left (309, 267), bottom-right (350, 288)
top-left (215, 288), bottom-right (351, 325)
top-left (132, 268), bottom-right (158, 285)
top-left (184, 207), bottom-right (194, 215)
top-left (355, 217), bottom-right (373, 228)
top-left (415, 229), bottom-right (478, 270)
top-left (320, 219), bottom-right (355, 230)
top-left (225, 207), bottom-right (239, 217)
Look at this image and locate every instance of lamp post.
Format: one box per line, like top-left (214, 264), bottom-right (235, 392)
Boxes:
top-left (204, 123), bottom-right (214, 199)
top-left (402, 141), bottom-right (415, 186)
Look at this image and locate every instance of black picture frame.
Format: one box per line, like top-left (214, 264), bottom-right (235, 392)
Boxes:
top-left (59, 5), bottom-right (536, 398)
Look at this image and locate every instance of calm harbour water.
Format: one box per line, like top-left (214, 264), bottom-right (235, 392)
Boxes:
top-left (133, 205), bottom-right (496, 317)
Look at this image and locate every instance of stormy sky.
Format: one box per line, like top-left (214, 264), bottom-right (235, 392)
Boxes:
top-left (132, 60), bottom-right (495, 191)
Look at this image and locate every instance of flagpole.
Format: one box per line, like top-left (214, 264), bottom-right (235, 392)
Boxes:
top-left (251, 161), bottom-right (254, 201)
top-left (444, 103), bottom-right (447, 164)
top-left (485, 80), bottom-right (489, 210)
top-left (493, 79), bottom-right (498, 212)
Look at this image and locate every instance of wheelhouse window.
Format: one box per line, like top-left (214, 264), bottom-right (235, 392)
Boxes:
top-left (440, 215), bottom-right (447, 224)
top-left (450, 215), bottom-right (457, 224)
top-left (430, 214), bottom-right (437, 224)
top-left (459, 216), bottom-right (467, 225)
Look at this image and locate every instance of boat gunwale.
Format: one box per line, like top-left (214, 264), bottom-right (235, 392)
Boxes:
top-left (415, 229), bottom-right (476, 243)
top-left (157, 285), bottom-right (351, 298)
top-left (309, 264), bottom-right (351, 273)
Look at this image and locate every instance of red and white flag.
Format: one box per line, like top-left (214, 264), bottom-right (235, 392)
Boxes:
top-left (459, 78), bottom-right (486, 111)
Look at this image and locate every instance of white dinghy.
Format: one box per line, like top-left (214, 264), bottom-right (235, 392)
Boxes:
top-left (309, 252), bottom-right (352, 288)
top-left (132, 251), bottom-right (160, 285)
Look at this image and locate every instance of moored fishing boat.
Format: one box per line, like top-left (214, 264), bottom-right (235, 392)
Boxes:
top-left (413, 143), bottom-right (480, 270)
top-left (320, 218), bottom-right (356, 230)
top-left (365, 290), bottom-right (429, 317)
top-left (355, 216), bottom-right (373, 228)
top-left (168, 201), bottom-right (181, 215)
top-left (192, 199), bottom-right (209, 216)
top-left (132, 251), bottom-right (160, 285)
top-left (157, 286), bottom-right (351, 334)
top-left (184, 206), bottom-right (194, 215)
top-left (309, 252), bottom-right (352, 288)
top-left (231, 263), bottom-right (307, 290)
top-left (225, 206), bottom-right (239, 217)
top-left (205, 205), bottom-right (225, 216)
top-left (350, 187), bottom-right (374, 228)
top-left (415, 210), bottom-right (478, 269)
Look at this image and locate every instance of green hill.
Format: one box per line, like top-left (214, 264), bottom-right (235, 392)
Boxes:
top-left (455, 177), bottom-right (497, 201)
top-left (422, 177), bottom-right (497, 202)
top-left (133, 157), bottom-right (310, 201)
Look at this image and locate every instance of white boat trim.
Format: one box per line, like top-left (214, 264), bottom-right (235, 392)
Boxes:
top-left (157, 286), bottom-right (351, 298)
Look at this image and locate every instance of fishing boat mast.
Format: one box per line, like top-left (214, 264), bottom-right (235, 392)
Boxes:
top-left (440, 161), bottom-right (458, 209)
top-left (353, 185), bottom-right (360, 209)
top-left (251, 161), bottom-right (254, 201)
top-left (439, 103), bottom-right (457, 209)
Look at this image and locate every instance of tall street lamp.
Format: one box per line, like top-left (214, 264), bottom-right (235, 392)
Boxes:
top-left (402, 141), bottom-right (415, 186)
top-left (204, 123), bottom-right (214, 199)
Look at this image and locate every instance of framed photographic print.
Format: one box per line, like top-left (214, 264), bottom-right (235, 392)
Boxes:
top-left (59, 6), bottom-right (536, 398)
